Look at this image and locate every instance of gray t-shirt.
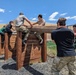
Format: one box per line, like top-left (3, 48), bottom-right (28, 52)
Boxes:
top-left (15, 15), bottom-right (26, 26)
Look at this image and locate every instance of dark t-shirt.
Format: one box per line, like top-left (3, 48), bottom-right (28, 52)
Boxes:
top-left (5, 24), bottom-right (12, 33)
top-left (51, 27), bottom-right (76, 57)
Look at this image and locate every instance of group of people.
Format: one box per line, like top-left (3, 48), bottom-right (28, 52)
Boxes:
top-left (15, 13), bottom-right (45, 45)
top-left (0, 12), bottom-right (45, 45)
top-left (0, 12), bottom-right (76, 75)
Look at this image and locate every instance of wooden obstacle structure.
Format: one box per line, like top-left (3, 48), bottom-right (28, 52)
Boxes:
top-left (4, 33), bottom-right (17, 60)
top-left (0, 35), bottom-right (4, 55)
top-left (16, 26), bottom-right (56, 70)
top-left (4, 26), bottom-right (56, 70)
top-left (16, 32), bottom-right (47, 69)
top-left (4, 32), bottom-right (47, 70)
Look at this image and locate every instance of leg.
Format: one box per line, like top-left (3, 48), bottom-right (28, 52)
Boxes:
top-left (19, 26), bottom-right (30, 44)
top-left (8, 33), bottom-right (12, 49)
top-left (1, 34), bottom-right (4, 43)
top-left (51, 57), bottom-right (71, 75)
top-left (67, 56), bottom-right (76, 75)
top-left (23, 30), bottom-right (30, 41)
top-left (22, 31), bottom-right (29, 45)
top-left (34, 32), bottom-right (43, 44)
top-left (1, 34), bottom-right (5, 48)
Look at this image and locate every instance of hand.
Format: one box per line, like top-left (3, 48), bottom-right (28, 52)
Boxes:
top-left (74, 33), bottom-right (76, 37)
top-left (23, 25), bottom-right (27, 27)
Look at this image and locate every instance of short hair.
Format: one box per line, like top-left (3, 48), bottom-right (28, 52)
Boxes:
top-left (57, 18), bottom-right (66, 26)
top-left (19, 12), bottom-right (24, 15)
top-left (9, 21), bottom-right (13, 24)
top-left (73, 24), bottom-right (76, 27)
top-left (38, 14), bottom-right (43, 18)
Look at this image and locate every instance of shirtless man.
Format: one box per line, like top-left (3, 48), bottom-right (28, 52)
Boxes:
top-left (33, 14), bottom-right (45, 44)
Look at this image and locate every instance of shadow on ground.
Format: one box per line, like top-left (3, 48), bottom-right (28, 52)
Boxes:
top-left (24, 65), bottom-right (43, 75)
top-left (2, 63), bottom-right (43, 75)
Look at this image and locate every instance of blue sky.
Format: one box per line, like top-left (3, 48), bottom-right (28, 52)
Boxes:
top-left (0, 0), bottom-right (76, 25)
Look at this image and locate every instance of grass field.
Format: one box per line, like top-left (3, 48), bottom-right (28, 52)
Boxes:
top-left (47, 41), bottom-right (57, 56)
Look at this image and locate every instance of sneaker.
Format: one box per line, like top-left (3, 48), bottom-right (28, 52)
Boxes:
top-left (34, 32), bottom-right (36, 34)
top-left (40, 39), bottom-right (43, 44)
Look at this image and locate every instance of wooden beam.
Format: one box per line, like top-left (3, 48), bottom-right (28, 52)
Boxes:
top-left (29, 26), bottom-right (57, 33)
top-left (10, 26), bottom-right (56, 34)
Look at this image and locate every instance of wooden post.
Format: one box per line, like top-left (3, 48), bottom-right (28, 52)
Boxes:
top-left (0, 35), bottom-right (1, 55)
top-left (16, 31), bottom-right (22, 70)
top-left (4, 33), bottom-right (8, 60)
top-left (42, 33), bottom-right (47, 62)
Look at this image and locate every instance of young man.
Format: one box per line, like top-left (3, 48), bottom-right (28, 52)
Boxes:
top-left (5, 21), bottom-right (14, 35)
top-left (33, 14), bottom-right (45, 44)
top-left (51, 18), bottom-right (76, 75)
top-left (5, 21), bottom-right (15, 48)
top-left (0, 21), bottom-right (14, 43)
top-left (15, 12), bottom-right (33, 45)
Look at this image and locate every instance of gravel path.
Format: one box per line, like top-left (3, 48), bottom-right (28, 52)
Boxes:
top-left (0, 55), bottom-right (69, 75)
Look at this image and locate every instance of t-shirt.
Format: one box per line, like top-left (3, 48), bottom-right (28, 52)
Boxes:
top-left (36, 19), bottom-right (45, 26)
top-left (51, 27), bottom-right (76, 57)
top-left (0, 27), bottom-right (6, 35)
top-left (5, 24), bottom-right (12, 33)
top-left (15, 15), bottom-right (26, 26)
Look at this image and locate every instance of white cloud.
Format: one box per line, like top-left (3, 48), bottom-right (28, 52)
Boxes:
top-left (49, 12), bottom-right (59, 21)
top-left (0, 8), bottom-right (5, 13)
top-left (32, 18), bottom-right (37, 21)
top-left (60, 13), bottom-right (67, 16)
top-left (65, 16), bottom-right (76, 20)
top-left (48, 12), bottom-right (76, 21)
top-left (65, 16), bottom-right (71, 19)
top-left (71, 16), bottom-right (76, 20)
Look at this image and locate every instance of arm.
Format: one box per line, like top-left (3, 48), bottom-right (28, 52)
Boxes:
top-left (11, 28), bottom-right (15, 31)
top-left (24, 17), bottom-right (33, 28)
top-left (32, 22), bottom-right (38, 25)
top-left (11, 25), bottom-right (16, 31)
top-left (51, 32), bottom-right (55, 43)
